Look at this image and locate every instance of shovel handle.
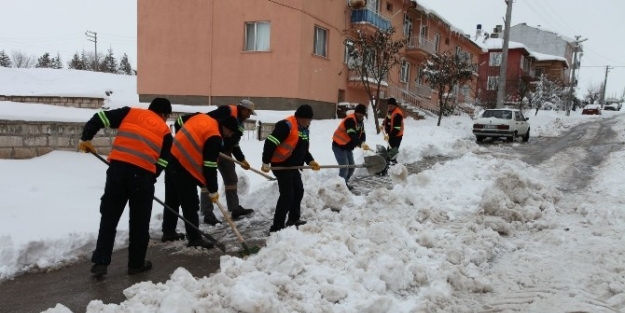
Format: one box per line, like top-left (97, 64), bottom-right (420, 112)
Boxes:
top-left (270, 164), bottom-right (367, 170)
top-left (214, 200), bottom-right (247, 245)
top-left (219, 153), bottom-right (276, 181)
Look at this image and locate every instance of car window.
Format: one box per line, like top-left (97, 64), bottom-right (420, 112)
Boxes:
top-left (482, 110), bottom-right (512, 119)
top-left (515, 112), bottom-right (521, 121)
top-left (519, 111), bottom-right (525, 120)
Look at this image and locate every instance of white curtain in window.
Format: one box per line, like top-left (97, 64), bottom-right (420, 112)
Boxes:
top-left (314, 27), bottom-right (327, 56)
top-left (256, 22), bottom-right (270, 51)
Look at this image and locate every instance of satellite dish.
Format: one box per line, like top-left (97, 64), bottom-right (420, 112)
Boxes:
top-left (348, 0), bottom-right (367, 9)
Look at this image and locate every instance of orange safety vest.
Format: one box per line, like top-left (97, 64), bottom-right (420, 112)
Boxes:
top-left (228, 105), bottom-right (245, 134)
top-left (171, 114), bottom-right (221, 185)
top-left (108, 108), bottom-right (170, 174)
top-left (270, 115), bottom-right (300, 163)
top-left (385, 107), bottom-right (404, 137)
top-left (332, 113), bottom-right (363, 145)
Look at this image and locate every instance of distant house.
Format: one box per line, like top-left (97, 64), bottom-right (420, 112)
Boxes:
top-left (136, 0), bottom-right (482, 118)
top-left (509, 23), bottom-right (580, 85)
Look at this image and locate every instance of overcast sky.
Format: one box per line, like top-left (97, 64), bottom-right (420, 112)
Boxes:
top-left (1, 0), bottom-right (623, 98)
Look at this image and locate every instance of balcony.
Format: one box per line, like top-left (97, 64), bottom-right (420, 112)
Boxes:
top-left (406, 35), bottom-right (437, 57)
top-left (350, 9), bottom-right (391, 31)
top-left (410, 82), bottom-right (432, 99)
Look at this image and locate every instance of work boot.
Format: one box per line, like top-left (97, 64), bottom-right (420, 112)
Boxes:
top-left (268, 224), bottom-right (284, 234)
top-left (187, 238), bottom-right (214, 250)
top-left (161, 232), bottom-right (185, 242)
top-left (231, 205), bottom-right (254, 219)
top-left (90, 264), bottom-right (107, 277)
top-left (286, 219), bottom-right (307, 228)
top-left (203, 213), bottom-right (222, 226)
top-left (128, 261), bottom-right (153, 275)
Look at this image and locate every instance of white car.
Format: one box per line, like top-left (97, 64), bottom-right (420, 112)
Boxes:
top-left (473, 109), bottom-right (530, 142)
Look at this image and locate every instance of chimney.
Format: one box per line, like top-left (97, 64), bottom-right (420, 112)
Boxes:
top-left (476, 24), bottom-right (483, 38)
top-left (496, 25), bottom-right (503, 33)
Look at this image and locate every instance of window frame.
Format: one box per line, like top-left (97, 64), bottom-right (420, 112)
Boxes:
top-left (400, 60), bottom-right (410, 83)
top-left (487, 76), bottom-right (499, 91)
top-left (244, 21), bottom-right (271, 51)
top-left (313, 25), bottom-right (328, 57)
top-left (489, 52), bottom-right (502, 66)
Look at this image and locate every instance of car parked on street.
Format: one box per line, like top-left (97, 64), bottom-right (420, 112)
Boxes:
top-left (473, 109), bottom-right (530, 142)
top-left (603, 103), bottom-right (621, 111)
top-left (581, 104), bottom-right (602, 115)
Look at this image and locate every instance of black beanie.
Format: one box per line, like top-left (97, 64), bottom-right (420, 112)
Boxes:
top-left (294, 104), bottom-right (314, 119)
top-left (354, 103), bottom-right (367, 115)
top-left (148, 97), bottom-right (172, 114)
top-left (387, 97), bottom-right (398, 105)
top-left (220, 116), bottom-right (239, 132)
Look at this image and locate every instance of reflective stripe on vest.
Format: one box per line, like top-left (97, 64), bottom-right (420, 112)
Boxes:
top-left (171, 114), bottom-right (221, 185)
top-left (270, 115), bottom-right (299, 163)
top-left (108, 108), bottom-right (170, 173)
top-left (332, 113), bottom-right (362, 145)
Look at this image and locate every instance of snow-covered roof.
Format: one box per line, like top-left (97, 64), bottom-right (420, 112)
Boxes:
top-left (513, 23), bottom-right (575, 44)
top-left (482, 38), bottom-right (529, 51)
top-left (530, 51), bottom-right (569, 67)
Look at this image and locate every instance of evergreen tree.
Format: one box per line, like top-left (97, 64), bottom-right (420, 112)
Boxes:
top-left (80, 50), bottom-right (92, 71)
top-left (102, 48), bottom-right (118, 73)
top-left (51, 52), bottom-right (63, 69)
top-left (68, 52), bottom-right (86, 70)
top-left (118, 53), bottom-right (133, 75)
top-left (0, 50), bottom-right (11, 67)
top-left (36, 52), bottom-right (53, 68)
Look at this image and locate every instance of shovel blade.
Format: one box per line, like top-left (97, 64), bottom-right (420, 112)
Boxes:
top-left (363, 154), bottom-right (387, 175)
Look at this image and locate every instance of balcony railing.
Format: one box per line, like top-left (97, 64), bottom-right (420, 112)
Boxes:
top-left (410, 82), bottom-right (432, 98)
top-left (350, 9), bottom-right (391, 31)
top-left (406, 35), bottom-right (437, 55)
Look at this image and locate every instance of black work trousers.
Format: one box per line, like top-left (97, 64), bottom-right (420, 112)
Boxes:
top-left (162, 159), bottom-right (202, 241)
top-left (271, 169), bottom-right (304, 230)
top-left (388, 136), bottom-right (402, 150)
top-left (91, 161), bottom-right (155, 269)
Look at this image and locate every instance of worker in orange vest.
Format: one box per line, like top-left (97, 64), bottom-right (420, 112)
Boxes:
top-left (161, 115), bottom-right (240, 249)
top-left (260, 104), bottom-right (320, 233)
top-left (79, 97), bottom-right (173, 277)
top-left (380, 97), bottom-right (404, 162)
top-left (332, 103), bottom-right (370, 186)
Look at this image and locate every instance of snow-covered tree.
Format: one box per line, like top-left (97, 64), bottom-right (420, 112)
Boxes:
top-left (81, 50), bottom-right (92, 71)
top-left (422, 50), bottom-right (475, 126)
top-left (51, 52), bottom-right (63, 69)
top-left (349, 26), bottom-right (406, 133)
top-left (36, 52), bottom-right (53, 68)
top-left (68, 52), bottom-right (86, 70)
top-left (0, 50), bottom-right (11, 67)
top-left (11, 50), bottom-right (34, 68)
top-left (118, 53), bottom-right (133, 75)
top-left (584, 83), bottom-right (601, 104)
top-left (102, 48), bottom-right (118, 73)
top-left (530, 75), bottom-right (564, 113)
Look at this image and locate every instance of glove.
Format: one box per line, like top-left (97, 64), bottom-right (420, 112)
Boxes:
top-left (309, 160), bottom-right (321, 171)
top-left (240, 160), bottom-right (251, 170)
top-left (78, 140), bottom-right (96, 153)
top-left (383, 134), bottom-right (389, 142)
top-left (361, 143), bottom-right (370, 151)
top-left (208, 192), bottom-right (219, 203)
top-left (377, 125), bottom-right (383, 132)
top-left (261, 163), bottom-right (271, 173)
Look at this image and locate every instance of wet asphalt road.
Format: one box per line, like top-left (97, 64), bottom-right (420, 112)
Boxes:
top-left (1, 116), bottom-right (622, 313)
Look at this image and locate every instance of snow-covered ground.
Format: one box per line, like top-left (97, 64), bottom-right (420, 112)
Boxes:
top-left (1, 68), bottom-right (624, 312)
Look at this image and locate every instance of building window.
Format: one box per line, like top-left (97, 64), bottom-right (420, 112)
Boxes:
top-left (245, 21), bottom-right (270, 51)
top-left (535, 68), bottom-right (544, 77)
top-left (420, 25), bottom-right (428, 39)
top-left (344, 39), bottom-right (354, 64)
top-left (400, 60), bottom-right (410, 83)
top-left (487, 76), bottom-right (499, 90)
top-left (403, 14), bottom-right (413, 37)
top-left (455, 46), bottom-right (462, 56)
top-left (434, 34), bottom-right (440, 52)
top-left (489, 52), bottom-right (502, 66)
top-left (314, 26), bottom-right (328, 57)
top-left (386, 2), bottom-right (393, 12)
top-left (416, 67), bottom-right (424, 84)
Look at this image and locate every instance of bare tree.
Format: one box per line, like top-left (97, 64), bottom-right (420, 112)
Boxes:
top-left (11, 50), bottom-right (35, 68)
top-left (349, 26), bottom-right (406, 133)
top-left (422, 50), bottom-right (475, 126)
top-left (584, 83), bottom-right (601, 105)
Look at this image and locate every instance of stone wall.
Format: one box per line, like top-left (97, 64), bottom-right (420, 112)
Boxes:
top-left (0, 95), bottom-right (105, 109)
top-left (0, 120), bottom-right (116, 159)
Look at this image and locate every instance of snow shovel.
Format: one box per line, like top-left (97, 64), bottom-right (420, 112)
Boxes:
top-left (270, 154), bottom-right (387, 176)
top-left (219, 152), bottom-right (276, 181)
top-left (214, 200), bottom-right (261, 257)
top-left (89, 151), bottom-right (227, 253)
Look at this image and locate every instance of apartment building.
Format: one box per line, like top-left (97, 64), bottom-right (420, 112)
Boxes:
top-left (137, 0), bottom-right (482, 118)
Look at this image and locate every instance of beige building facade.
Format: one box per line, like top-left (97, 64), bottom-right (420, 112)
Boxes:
top-left (138, 0), bottom-right (482, 119)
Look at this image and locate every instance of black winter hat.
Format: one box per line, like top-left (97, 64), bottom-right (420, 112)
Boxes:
top-left (354, 103), bottom-right (367, 115)
top-left (148, 97), bottom-right (172, 114)
top-left (387, 97), bottom-right (398, 105)
top-left (219, 116), bottom-right (239, 132)
top-left (294, 104), bottom-right (314, 119)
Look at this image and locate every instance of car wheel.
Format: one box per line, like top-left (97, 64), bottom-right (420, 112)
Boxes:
top-left (476, 136), bottom-right (484, 143)
top-left (507, 135), bottom-right (514, 142)
top-left (522, 128), bottom-right (530, 142)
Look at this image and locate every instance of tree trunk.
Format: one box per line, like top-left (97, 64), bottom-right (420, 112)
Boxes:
top-left (373, 82), bottom-right (382, 134)
top-left (437, 88), bottom-right (444, 126)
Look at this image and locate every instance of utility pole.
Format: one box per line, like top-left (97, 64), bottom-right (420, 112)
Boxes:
top-left (599, 65), bottom-right (613, 108)
top-left (496, 0), bottom-right (513, 108)
top-left (85, 30), bottom-right (98, 71)
top-left (565, 36), bottom-right (587, 116)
